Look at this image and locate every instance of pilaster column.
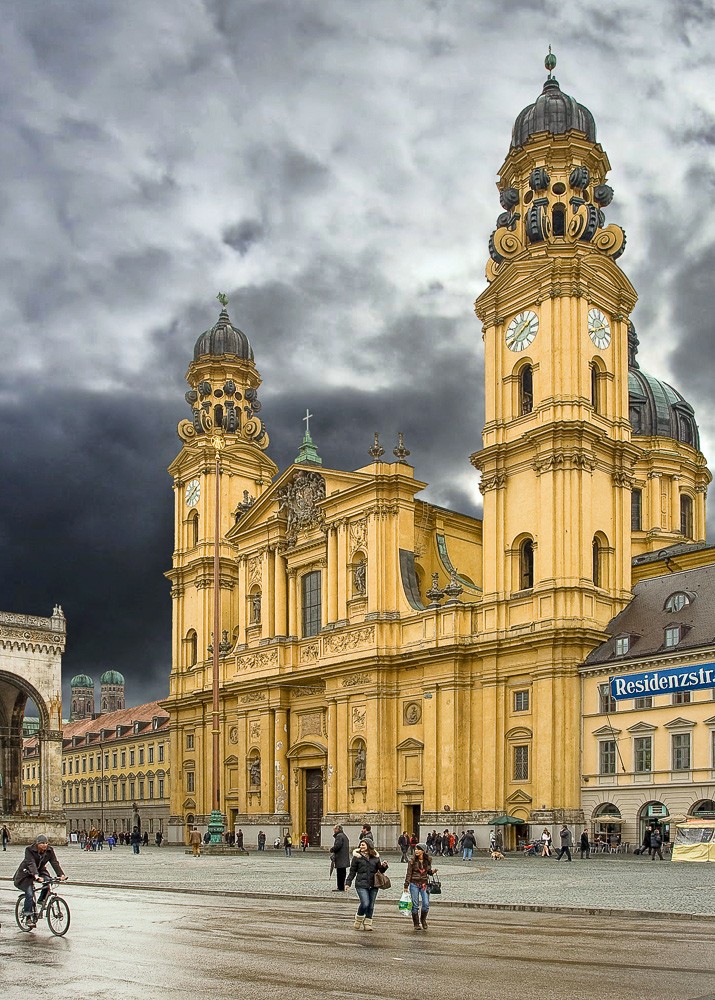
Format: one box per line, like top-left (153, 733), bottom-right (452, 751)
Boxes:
top-left (337, 523), bottom-right (348, 621)
top-left (274, 707), bottom-right (289, 814)
top-left (327, 526), bottom-right (338, 624)
top-left (671, 475), bottom-right (680, 533)
top-left (274, 549), bottom-right (287, 637)
top-left (287, 570), bottom-right (298, 638)
top-left (39, 734), bottom-right (63, 814)
top-left (320, 558), bottom-right (328, 630)
top-left (263, 548), bottom-right (275, 638)
top-left (237, 556), bottom-right (247, 643)
top-left (336, 698), bottom-right (349, 813)
top-left (327, 699), bottom-right (338, 813)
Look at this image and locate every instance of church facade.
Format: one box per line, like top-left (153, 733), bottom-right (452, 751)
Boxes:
top-left (162, 62), bottom-right (711, 848)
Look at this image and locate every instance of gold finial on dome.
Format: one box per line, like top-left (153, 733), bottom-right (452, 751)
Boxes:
top-left (545, 45), bottom-right (557, 78)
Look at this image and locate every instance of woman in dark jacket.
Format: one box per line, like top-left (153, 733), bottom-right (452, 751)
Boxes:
top-left (404, 844), bottom-right (437, 930)
top-left (344, 839), bottom-right (388, 931)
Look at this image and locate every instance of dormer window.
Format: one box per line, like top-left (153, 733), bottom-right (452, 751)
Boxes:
top-left (116, 726), bottom-right (122, 738)
top-left (134, 722), bottom-right (141, 734)
top-left (664, 626), bottom-right (681, 648)
top-left (152, 717), bottom-right (159, 731)
top-left (614, 636), bottom-right (630, 656)
top-left (665, 592), bottom-right (691, 613)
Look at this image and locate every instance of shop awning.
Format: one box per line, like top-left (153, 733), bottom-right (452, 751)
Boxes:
top-left (492, 814), bottom-right (524, 825)
top-left (593, 815), bottom-right (623, 824)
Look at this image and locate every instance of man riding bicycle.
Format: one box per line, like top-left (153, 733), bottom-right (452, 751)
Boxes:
top-left (13, 834), bottom-right (67, 927)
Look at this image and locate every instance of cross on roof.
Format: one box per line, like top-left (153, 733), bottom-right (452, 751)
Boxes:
top-left (303, 409), bottom-right (313, 435)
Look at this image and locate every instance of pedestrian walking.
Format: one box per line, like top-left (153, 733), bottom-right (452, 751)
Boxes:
top-left (190, 826), bottom-right (202, 858)
top-left (489, 829), bottom-right (496, 853)
top-left (301, 832), bottom-right (309, 851)
top-left (155, 831), bottom-right (163, 847)
top-left (410, 833), bottom-right (418, 855)
top-left (284, 833), bottom-right (293, 856)
top-left (541, 828), bottom-right (552, 857)
top-left (650, 827), bottom-right (664, 861)
top-left (556, 824), bottom-right (572, 862)
top-left (398, 831), bottom-right (410, 862)
top-left (258, 830), bottom-right (266, 851)
top-left (331, 824), bottom-right (350, 891)
top-left (434, 832), bottom-right (443, 855)
top-left (142, 831), bottom-right (149, 847)
top-left (2, 824), bottom-right (10, 850)
top-left (131, 826), bottom-right (142, 854)
top-left (462, 829), bottom-right (476, 861)
top-left (641, 827), bottom-right (652, 857)
top-left (237, 828), bottom-right (247, 854)
top-left (404, 843), bottom-right (437, 931)
top-left (107, 834), bottom-right (115, 850)
top-left (579, 828), bottom-right (590, 859)
top-left (344, 838), bottom-right (389, 932)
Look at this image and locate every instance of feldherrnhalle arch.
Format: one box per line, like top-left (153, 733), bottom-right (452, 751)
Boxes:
top-left (0, 606), bottom-right (66, 842)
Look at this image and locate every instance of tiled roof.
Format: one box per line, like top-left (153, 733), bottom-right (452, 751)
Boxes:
top-left (584, 564), bottom-right (715, 666)
top-left (23, 700), bottom-right (169, 754)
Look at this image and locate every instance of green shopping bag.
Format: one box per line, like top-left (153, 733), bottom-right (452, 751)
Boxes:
top-left (398, 891), bottom-right (412, 912)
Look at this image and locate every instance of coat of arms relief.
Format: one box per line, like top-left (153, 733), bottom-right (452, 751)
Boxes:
top-left (276, 470), bottom-right (327, 547)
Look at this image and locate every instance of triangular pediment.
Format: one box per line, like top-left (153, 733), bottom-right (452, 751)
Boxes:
top-left (224, 754), bottom-right (238, 765)
top-left (506, 788), bottom-right (532, 805)
top-left (664, 716), bottom-right (696, 729)
top-left (396, 737), bottom-right (424, 751)
top-left (703, 716), bottom-right (715, 726)
top-left (592, 725), bottom-right (621, 737)
top-left (626, 721), bottom-right (658, 733)
top-left (182, 797), bottom-right (196, 810)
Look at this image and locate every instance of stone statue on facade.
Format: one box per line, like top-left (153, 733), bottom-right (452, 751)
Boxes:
top-left (252, 593), bottom-right (262, 624)
top-left (249, 757), bottom-right (261, 787)
top-left (353, 559), bottom-right (366, 596)
top-left (353, 745), bottom-right (366, 783)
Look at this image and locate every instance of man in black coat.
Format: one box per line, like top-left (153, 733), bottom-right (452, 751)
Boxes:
top-left (13, 835), bottom-right (66, 927)
top-left (331, 824), bottom-right (350, 891)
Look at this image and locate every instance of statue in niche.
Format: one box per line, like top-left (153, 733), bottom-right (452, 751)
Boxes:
top-left (353, 559), bottom-right (366, 596)
top-left (252, 593), bottom-right (262, 624)
top-left (353, 745), bottom-right (366, 783)
top-left (249, 757), bottom-right (261, 787)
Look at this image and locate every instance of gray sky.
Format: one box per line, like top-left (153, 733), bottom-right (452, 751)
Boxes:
top-left (3, 0), bottom-right (715, 707)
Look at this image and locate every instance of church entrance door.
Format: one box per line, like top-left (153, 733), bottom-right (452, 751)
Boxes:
top-left (305, 768), bottom-right (323, 846)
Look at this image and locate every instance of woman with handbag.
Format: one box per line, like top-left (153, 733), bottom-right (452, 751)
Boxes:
top-left (404, 843), bottom-right (437, 930)
top-left (344, 838), bottom-right (389, 932)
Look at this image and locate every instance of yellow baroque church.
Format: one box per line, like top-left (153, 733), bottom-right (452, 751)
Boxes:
top-left (162, 60), bottom-right (711, 847)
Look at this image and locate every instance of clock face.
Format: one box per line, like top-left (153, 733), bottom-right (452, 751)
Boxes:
top-left (506, 310), bottom-right (539, 352)
top-left (588, 308), bottom-right (611, 349)
top-left (185, 479), bottom-right (200, 507)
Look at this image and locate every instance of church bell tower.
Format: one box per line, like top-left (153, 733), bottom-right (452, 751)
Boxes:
top-left (472, 53), bottom-right (641, 824)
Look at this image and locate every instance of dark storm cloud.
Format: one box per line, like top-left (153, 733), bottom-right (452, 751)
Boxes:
top-left (2, 0), bottom-right (715, 705)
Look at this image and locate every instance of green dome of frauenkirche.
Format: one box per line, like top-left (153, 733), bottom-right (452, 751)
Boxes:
top-left (100, 669), bottom-right (125, 685)
top-left (70, 673), bottom-right (93, 688)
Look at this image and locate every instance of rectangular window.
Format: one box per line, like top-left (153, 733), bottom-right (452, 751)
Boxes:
top-left (82, 757), bottom-right (86, 773)
top-left (631, 489), bottom-right (642, 531)
top-left (113, 784), bottom-right (117, 801)
top-left (32, 789), bottom-right (36, 805)
top-left (672, 691), bottom-right (691, 705)
top-left (139, 748), bottom-right (144, 765)
top-left (634, 736), bottom-right (652, 772)
top-left (139, 781), bottom-right (144, 800)
top-left (129, 750), bottom-right (135, 767)
top-left (148, 780), bottom-right (154, 800)
top-left (62, 761), bottom-right (66, 775)
top-left (89, 784), bottom-right (94, 802)
top-left (664, 627), bottom-right (680, 647)
top-left (186, 734), bottom-right (194, 750)
top-left (634, 696), bottom-right (653, 710)
top-left (75, 757), bottom-right (79, 771)
top-left (129, 781), bottom-right (135, 799)
top-left (598, 684), bottom-right (617, 714)
top-left (513, 745), bottom-right (529, 781)
top-left (62, 789), bottom-right (66, 804)
top-left (68, 760), bottom-right (72, 775)
top-left (104, 754), bottom-right (109, 769)
top-left (148, 746), bottom-right (154, 764)
top-left (186, 771), bottom-right (195, 792)
top-left (82, 786), bottom-right (87, 802)
top-left (672, 732), bottom-right (691, 771)
top-left (89, 756), bottom-right (93, 772)
top-left (158, 744), bottom-right (165, 763)
top-left (32, 766), bottom-right (36, 779)
top-left (302, 570), bottom-right (322, 638)
top-left (158, 778), bottom-right (164, 799)
top-left (615, 636), bottom-right (630, 656)
top-left (112, 752), bottom-right (117, 768)
top-left (514, 690), bottom-right (530, 713)
top-left (599, 740), bottom-right (617, 775)
top-left (97, 754), bottom-right (101, 769)
top-left (121, 782), bottom-right (126, 800)
top-left (121, 751), bottom-right (126, 767)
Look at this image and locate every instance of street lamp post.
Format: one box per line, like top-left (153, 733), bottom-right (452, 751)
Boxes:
top-left (208, 435), bottom-right (225, 845)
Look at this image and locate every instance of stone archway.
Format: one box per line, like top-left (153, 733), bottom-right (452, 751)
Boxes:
top-left (0, 607), bottom-right (66, 842)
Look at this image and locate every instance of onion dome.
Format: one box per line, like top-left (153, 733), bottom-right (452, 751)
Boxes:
top-left (511, 76), bottom-right (596, 149)
top-left (193, 305), bottom-right (254, 362)
top-left (628, 324), bottom-right (699, 448)
top-left (70, 673), bottom-right (93, 688)
top-left (100, 669), bottom-right (125, 685)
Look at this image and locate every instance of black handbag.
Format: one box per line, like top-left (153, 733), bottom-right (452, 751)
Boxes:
top-left (426, 876), bottom-right (441, 895)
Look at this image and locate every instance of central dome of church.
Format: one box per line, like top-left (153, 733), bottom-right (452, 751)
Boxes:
top-left (627, 324), bottom-right (699, 448)
top-left (193, 307), bottom-right (254, 362)
top-left (511, 77), bottom-right (596, 149)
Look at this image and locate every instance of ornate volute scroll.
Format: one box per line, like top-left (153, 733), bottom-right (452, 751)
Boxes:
top-left (276, 469), bottom-right (327, 548)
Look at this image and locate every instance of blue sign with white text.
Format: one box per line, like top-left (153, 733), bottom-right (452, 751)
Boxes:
top-left (610, 663), bottom-right (715, 700)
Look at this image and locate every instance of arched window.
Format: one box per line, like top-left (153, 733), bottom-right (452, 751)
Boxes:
top-left (519, 539), bottom-right (534, 590)
top-left (214, 404), bottom-right (224, 429)
top-left (680, 494), bottom-right (693, 538)
top-left (591, 364), bottom-right (600, 412)
top-left (185, 629), bottom-right (198, 667)
top-left (592, 537), bottom-right (602, 587)
top-left (188, 509), bottom-right (199, 547)
top-left (519, 364), bottom-right (533, 415)
top-left (552, 204), bottom-right (565, 237)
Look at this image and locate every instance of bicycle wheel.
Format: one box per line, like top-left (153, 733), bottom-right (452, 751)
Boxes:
top-left (15, 895), bottom-right (33, 931)
top-left (46, 895), bottom-right (70, 936)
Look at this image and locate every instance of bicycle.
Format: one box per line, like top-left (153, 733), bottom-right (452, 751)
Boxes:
top-left (15, 877), bottom-right (70, 936)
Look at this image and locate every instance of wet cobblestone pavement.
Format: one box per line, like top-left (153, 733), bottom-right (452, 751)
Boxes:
top-left (2, 844), bottom-right (713, 916)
